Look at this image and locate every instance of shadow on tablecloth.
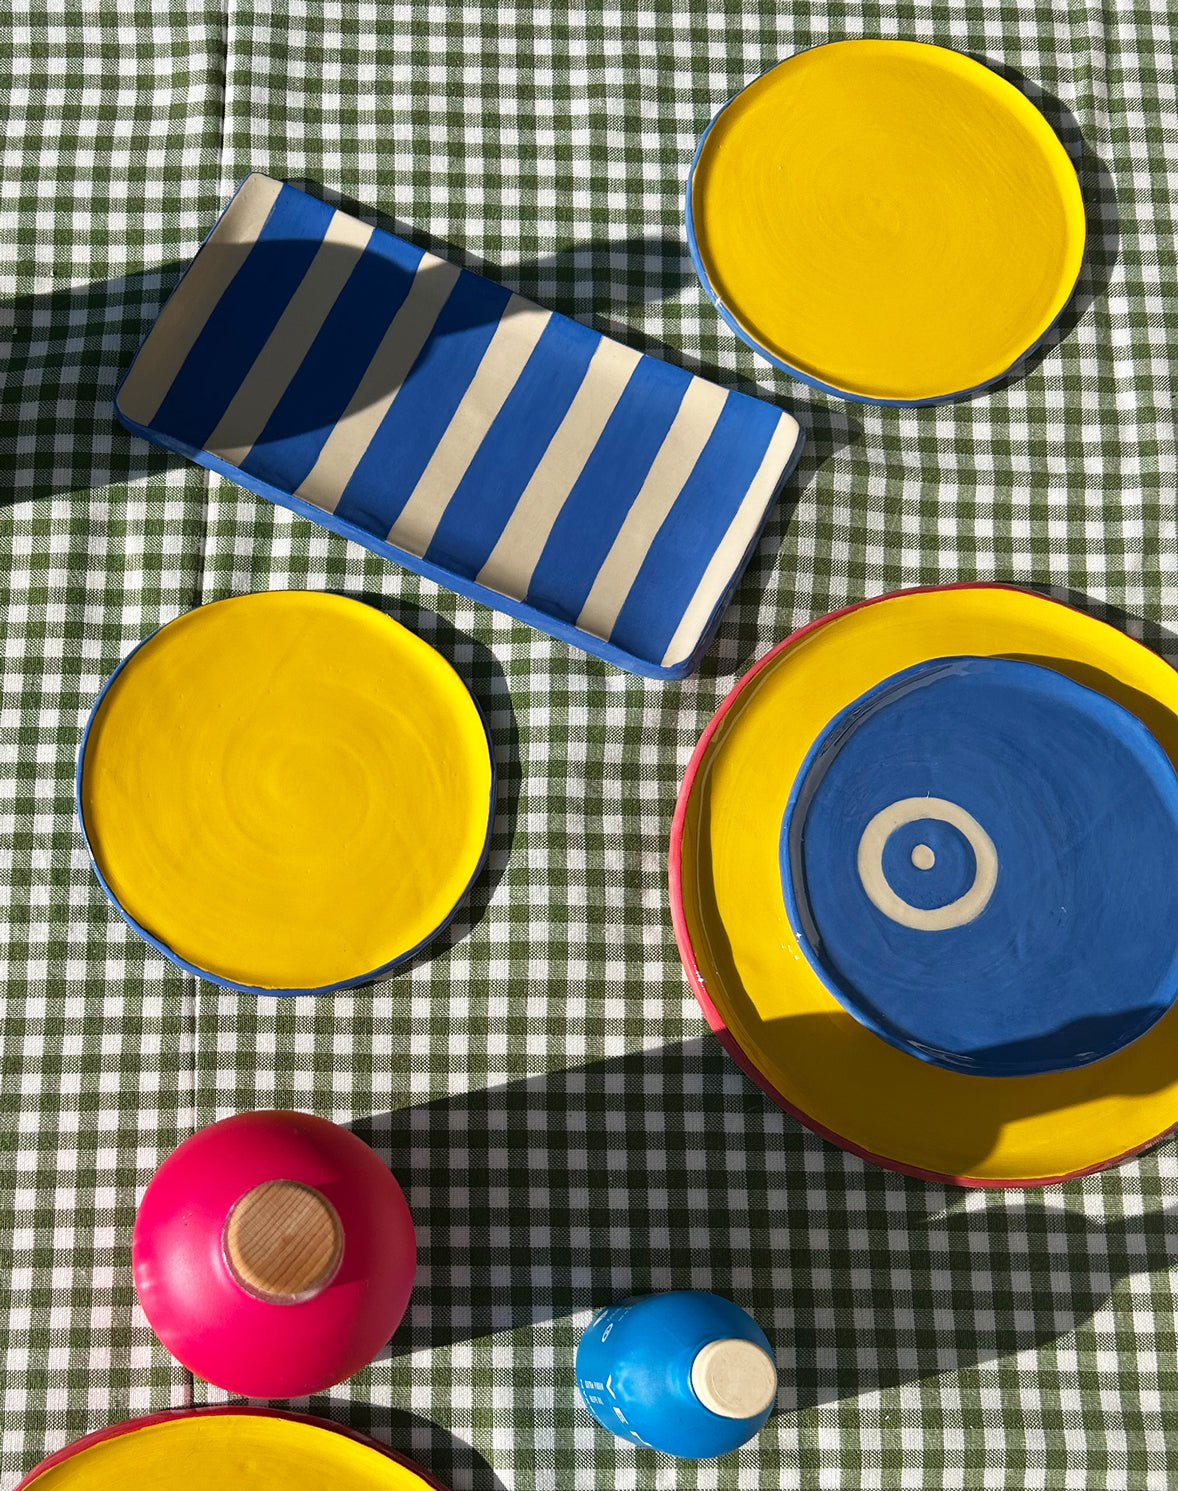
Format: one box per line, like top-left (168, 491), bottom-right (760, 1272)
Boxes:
top-left (0, 222), bottom-right (736, 509)
top-left (351, 1035), bottom-right (1178, 1413)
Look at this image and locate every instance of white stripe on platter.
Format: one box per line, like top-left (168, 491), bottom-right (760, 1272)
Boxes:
top-left (475, 338), bottom-right (643, 600)
top-left (205, 210), bottom-right (374, 468)
top-left (660, 411), bottom-right (801, 668)
top-left (386, 296), bottom-right (553, 558)
top-left (295, 252), bottom-right (463, 515)
top-left (575, 378), bottom-right (729, 642)
top-left (117, 173), bottom-right (284, 428)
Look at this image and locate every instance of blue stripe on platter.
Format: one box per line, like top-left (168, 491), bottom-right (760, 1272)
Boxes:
top-left (780, 656), bottom-right (1178, 1077)
top-left (115, 174), bottom-right (804, 679)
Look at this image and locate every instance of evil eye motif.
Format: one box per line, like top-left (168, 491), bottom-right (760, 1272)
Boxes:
top-left (856, 796), bottom-right (997, 931)
top-left (779, 655), bottom-right (1178, 1076)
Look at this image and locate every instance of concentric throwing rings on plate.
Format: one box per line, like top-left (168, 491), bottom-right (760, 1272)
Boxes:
top-left (687, 41), bottom-right (1086, 403)
top-left (77, 592), bottom-right (494, 994)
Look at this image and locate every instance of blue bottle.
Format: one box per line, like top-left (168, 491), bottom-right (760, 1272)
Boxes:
top-left (575, 1291), bottom-right (777, 1458)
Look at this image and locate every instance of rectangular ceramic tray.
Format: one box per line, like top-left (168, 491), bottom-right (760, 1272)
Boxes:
top-left (116, 175), bottom-right (803, 679)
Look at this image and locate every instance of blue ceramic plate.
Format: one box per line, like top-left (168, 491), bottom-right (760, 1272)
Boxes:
top-left (780, 656), bottom-right (1178, 1076)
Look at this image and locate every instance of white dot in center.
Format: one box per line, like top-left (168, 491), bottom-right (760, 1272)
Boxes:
top-left (911, 844), bottom-right (935, 870)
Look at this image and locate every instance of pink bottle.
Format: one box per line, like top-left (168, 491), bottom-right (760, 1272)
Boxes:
top-left (133, 1110), bottom-right (416, 1398)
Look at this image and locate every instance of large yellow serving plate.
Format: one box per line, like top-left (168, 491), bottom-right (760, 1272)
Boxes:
top-left (16, 1410), bottom-right (449, 1490)
top-left (688, 41), bottom-right (1086, 403)
top-left (78, 591), bottom-right (494, 993)
top-left (670, 586), bottom-right (1178, 1185)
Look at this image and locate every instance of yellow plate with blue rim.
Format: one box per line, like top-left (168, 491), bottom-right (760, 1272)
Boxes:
top-left (687, 41), bottom-right (1086, 404)
top-left (78, 591), bottom-right (494, 994)
top-left (670, 585), bottom-right (1178, 1186)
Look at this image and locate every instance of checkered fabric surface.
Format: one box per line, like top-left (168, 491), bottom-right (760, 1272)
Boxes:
top-left (1, 2), bottom-right (1177, 1488)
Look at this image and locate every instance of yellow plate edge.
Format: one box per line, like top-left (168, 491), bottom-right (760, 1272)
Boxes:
top-left (78, 591), bottom-right (494, 992)
top-left (689, 40), bottom-right (1087, 403)
top-left (20, 1411), bottom-right (445, 1491)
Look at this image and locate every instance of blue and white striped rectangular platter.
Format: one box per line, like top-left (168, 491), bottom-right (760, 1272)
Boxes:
top-left (117, 175), bottom-right (803, 679)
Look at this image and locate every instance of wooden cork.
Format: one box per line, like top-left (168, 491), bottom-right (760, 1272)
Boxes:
top-left (690, 1338), bottom-right (778, 1419)
top-left (224, 1180), bottom-right (343, 1302)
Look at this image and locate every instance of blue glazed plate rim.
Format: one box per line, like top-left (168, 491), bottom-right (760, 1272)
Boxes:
top-left (684, 40), bottom-right (1087, 408)
top-left (74, 593), bottom-right (497, 997)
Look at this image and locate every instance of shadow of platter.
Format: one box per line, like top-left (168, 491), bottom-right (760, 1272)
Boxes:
top-left (671, 582), bottom-right (1178, 1188)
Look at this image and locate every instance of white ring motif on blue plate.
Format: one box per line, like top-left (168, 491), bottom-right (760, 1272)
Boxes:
top-left (856, 797), bottom-right (997, 931)
top-left (778, 655), bottom-right (1178, 1076)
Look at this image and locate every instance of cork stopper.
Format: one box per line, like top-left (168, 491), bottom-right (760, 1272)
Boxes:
top-left (690, 1338), bottom-right (778, 1419)
top-left (224, 1180), bottom-right (343, 1302)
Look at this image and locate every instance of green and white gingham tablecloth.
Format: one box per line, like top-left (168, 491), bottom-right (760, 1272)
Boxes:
top-left (1, 3), bottom-right (1177, 1487)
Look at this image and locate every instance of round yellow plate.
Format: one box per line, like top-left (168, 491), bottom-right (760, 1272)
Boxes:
top-left (78, 592), bottom-right (494, 993)
top-left (687, 41), bottom-right (1086, 403)
top-left (16, 1410), bottom-right (448, 1490)
top-left (670, 586), bottom-right (1178, 1186)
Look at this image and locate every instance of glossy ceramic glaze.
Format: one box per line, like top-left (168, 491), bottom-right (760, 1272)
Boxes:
top-left (115, 174), bottom-right (803, 680)
top-left (575, 1292), bottom-right (777, 1458)
top-left (688, 41), bottom-right (1085, 403)
top-left (781, 656), bottom-right (1178, 1076)
top-left (670, 585), bottom-right (1178, 1186)
top-left (77, 590), bottom-right (494, 993)
top-left (132, 1112), bottom-right (416, 1398)
top-left (14, 1410), bottom-right (450, 1490)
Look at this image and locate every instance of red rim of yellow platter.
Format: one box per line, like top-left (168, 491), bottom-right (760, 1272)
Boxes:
top-left (13, 1407), bottom-right (453, 1491)
top-left (668, 582), bottom-right (1178, 1189)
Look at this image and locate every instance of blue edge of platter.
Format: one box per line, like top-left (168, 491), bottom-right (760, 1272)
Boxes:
top-left (114, 175), bottom-right (806, 682)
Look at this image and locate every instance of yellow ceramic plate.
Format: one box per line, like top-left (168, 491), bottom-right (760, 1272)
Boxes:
top-left (16, 1410), bottom-right (448, 1490)
top-left (688, 41), bottom-right (1086, 403)
top-left (670, 585), bottom-right (1178, 1185)
top-left (78, 592), bottom-right (494, 993)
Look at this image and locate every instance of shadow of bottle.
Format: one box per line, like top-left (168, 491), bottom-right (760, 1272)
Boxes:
top-left (177, 1396), bottom-right (509, 1491)
top-left (340, 1035), bottom-right (1177, 1421)
top-left (306, 1399), bottom-right (510, 1491)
